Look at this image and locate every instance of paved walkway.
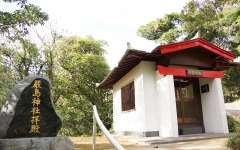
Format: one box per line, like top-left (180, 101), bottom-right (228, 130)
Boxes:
top-left (113, 133), bottom-right (235, 145)
top-left (107, 133), bottom-right (235, 150)
top-left (119, 138), bottom-right (227, 150)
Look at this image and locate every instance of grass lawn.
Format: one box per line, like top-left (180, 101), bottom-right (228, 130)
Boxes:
top-left (69, 136), bottom-right (139, 150)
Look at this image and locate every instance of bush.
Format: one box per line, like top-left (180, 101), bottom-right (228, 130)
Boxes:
top-left (226, 115), bottom-right (240, 149)
top-left (225, 125), bottom-right (240, 149)
top-left (227, 115), bottom-right (240, 133)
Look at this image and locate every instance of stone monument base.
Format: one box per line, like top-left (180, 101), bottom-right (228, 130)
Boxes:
top-left (0, 136), bottom-right (74, 150)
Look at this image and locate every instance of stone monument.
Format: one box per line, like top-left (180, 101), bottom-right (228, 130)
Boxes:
top-left (0, 75), bottom-right (74, 150)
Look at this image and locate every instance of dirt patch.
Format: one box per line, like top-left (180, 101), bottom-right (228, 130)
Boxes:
top-left (69, 136), bottom-right (139, 150)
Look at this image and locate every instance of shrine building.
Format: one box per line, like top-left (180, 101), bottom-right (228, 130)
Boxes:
top-left (97, 38), bottom-right (240, 137)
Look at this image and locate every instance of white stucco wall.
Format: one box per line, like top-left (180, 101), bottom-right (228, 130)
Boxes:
top-left (113, 61), bottom-right (159, 133)
top-left (199, 78), bottom-right (229, 133)
top-left (142, 62), bottom-right (159, 131)
top-left (155, 73), bottom-right (179, 137)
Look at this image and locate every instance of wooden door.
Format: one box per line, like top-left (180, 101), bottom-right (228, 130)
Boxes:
top-left (174, 78), bottom-right (201, 124)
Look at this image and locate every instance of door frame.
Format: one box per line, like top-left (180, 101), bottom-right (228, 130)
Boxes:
top-left (174, 77), bottom-right (203, 125)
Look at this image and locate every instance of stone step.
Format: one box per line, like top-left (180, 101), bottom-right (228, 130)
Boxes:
top-left (178, 125), bottom-right (205, 135)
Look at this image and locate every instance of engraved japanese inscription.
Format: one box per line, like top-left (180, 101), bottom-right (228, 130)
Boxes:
top-left (0, 75), bottom-right (62, 138)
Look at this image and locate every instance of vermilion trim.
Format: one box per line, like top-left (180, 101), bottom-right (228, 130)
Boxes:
top-left (157, 65), bottom-right (223, 78)
top-left (159, 38), bottom-right (235, 61)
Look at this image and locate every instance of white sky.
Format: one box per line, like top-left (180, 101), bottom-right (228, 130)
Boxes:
top-left (0, 0), bottom-right (190, 69)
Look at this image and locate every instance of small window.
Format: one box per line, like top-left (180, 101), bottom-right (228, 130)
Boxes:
top-left (121, 81), bottom-right (135, 111)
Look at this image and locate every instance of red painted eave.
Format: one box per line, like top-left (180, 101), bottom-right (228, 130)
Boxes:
top-left (159, 38), bottom-right (235, 61)
top-left (157, 65), bottom-right (223, 78)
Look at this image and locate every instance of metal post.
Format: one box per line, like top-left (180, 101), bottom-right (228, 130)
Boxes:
top-left (93, 105), bottom-right (125, 150)
top-left (92, 115), bottom-right (96, 150)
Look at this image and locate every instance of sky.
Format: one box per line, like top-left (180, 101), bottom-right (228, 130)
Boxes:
top-left (0, 0), bottom-right (191, 69)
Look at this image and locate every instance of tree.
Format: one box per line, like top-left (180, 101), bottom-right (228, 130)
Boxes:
top-left (137, 0), bottom-right (240, 102)
top-left (30, 22), bottom-right (65, 103)
top-left (0, 1), bottom-right (112, 135)
top-left (137, 13), bottom-right (183, 45)
top-left (0, 0), bottom-right (48, 40)
top-left (0, 45), bottom-right (14, 107)
top-left (137, 0), bottom-right (240, 51)
top-left (180, 0), bottom-right (240, 53)
top-left (54, 36), bottom-right (112, 136)
top-left (0, 37), bottom-right (48, 108)
top-left (232, 5), bottom-right (240, 54)
top-left (2, 39), bottom-right (46, 78)
top-left (222, 67), bottom-right (240, 102)
top-left (0, 27), bottom-right (112, 136)
top-left (0, 0), bottom-right (48, 107)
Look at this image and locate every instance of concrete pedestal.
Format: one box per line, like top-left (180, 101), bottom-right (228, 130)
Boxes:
top-left (0, 136), bottom-right (74, 150)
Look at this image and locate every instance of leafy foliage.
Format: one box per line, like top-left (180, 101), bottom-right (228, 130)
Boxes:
top-left (0, 0), bottom-right (48, 40)
top-left (54, 36), bottom-right (112, 136)
top-left (137, 0), bottom-right (240, 51)
top-left (227, 115), bottom-right (240, 133)
top-left (0, 38), bottom-right (46, 108)
top-left (225, 115), bottom-right (240, 149)
top-left (0, 32), bottom-right (112, 136)
top-left (2, 39), bottom-right (46, 77)
top-left (0, 0), bottom-right (48, 104)
top-left (0, 0), bottom-right (112, 137)
top-left (137, 13), bottom-right (183, 44)
top-left (225, 134), bottom-right (240, 150)
top-left (137, 0), bottom-right (240, 102)
top-left (222, 67), bottom-right (240, 102)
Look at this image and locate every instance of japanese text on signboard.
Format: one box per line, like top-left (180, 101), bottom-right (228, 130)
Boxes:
top-left (186, 69), bottom-right (203, 76)
top-left (29, 80), bottom-right (41, 133)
